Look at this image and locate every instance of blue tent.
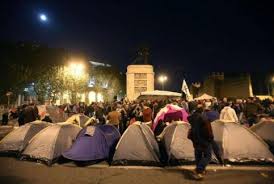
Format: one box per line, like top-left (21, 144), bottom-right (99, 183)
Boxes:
top-left (62, 124), bottom-right (120, 163)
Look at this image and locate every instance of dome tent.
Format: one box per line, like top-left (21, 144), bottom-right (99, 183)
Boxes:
top-left (66, 114), bottom-right (90, 128)
top-left (0, 126), bottom-right (15, 140)
top-left (250, 119), bottom-right (274, 153)
top-left (152, 104), bottom-right (189, 131)
top-left (161, 121), bottom-right (195, 165)
top-left (20, 123), bottom-right (81, 166)
top-left (62, 124), bottom-right (120, 165)
top-left (211, 120), bottom-right (274, 164)
top-left (0, 121), bottom-right (51, 155)
top-left (37, 105), bottom-right (65, 123)
top-left (194, 93), bottom-right (216, 101)
top-left (137, 90), bottom-right (182, 101)
top-left (112, 122), bottom-right (161, 166)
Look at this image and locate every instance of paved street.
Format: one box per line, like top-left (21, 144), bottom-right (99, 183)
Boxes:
top-left (0, 157), bottom-right (274, 184)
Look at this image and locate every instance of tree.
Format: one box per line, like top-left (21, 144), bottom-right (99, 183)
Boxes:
top-left (0, 64), bottom-right (34, 104)
top-left (0, 41), bottom-right (68, 104)
top-left (62, 64), bottom-right (90, 103)
top-left (33, 65), bottom-right (64, 103)
top-left (33, 64), bottom-right (90, 104)
top-left (91, 66), bottom-right (125, 102)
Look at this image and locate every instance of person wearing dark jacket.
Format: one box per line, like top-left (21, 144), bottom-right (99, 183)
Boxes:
top-left (2, 112), bottom-right (8, 125)
top-left (42, 114), bottom-right (53, 123)
top-left (203, 106), bottom-right (224, 165)
top-left (187, 106), bottom-right (214, 180)
top-left (23, 105), bottom-right (37, 124)
top-left (203, 107), bottom-right (219, 123)
top-left (244, 98), bottom-right (263, 127)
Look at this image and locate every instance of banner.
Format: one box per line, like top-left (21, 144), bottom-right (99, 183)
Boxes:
top-left (181, 79), bottom-right (191, 100)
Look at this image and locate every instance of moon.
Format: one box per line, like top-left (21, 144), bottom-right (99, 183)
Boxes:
top-left (39, 14), bottom-right (47, 22)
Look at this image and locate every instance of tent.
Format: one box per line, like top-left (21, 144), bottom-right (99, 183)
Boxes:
top-left (7, 118), bottom-right (19, 126)
top-left (112, 122), bottom-right (161, 166)
top-left (194, 93), bottom-right (216, 101)
top-left (66, 114), bottom-right (90, 128)
top-left (152, 104), bottom-right (189, 131)
top-left (0, 126), bottom-right (15, 140)
top-left (0, 121), bottom-right (51, 155)
top-left (161, 121), bottom-right (195, 165)
top-left (62, 124), bottom-right (120, 164)
top-left (37, 105), bottom-right (66, 123)
top-left (250, 119), bottom-right (274, 153)
top-left (20, 122), bottom-right (81, 165)
top-left (137, 90), bottom-right (181, 101)
top-left (211, 120), bottom-right (274, 163)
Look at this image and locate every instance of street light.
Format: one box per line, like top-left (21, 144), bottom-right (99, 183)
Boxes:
top-left (6, 91), bottom-right (13, 107)
top-left (158, 75), bottom-right (168, 90)
top-left (63, 62), bottom-right (87, 104)
top-left (67, 63), bottom-right (85, 78)
top-left (270, 75), bottom-right (274, 96)
top-left (267, 75), bottom-right (274, 96)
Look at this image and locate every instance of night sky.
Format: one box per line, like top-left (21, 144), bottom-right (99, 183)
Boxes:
top-left (1, 0), bottom-right (274, 90)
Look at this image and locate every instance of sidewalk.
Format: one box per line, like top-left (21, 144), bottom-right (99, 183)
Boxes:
top-left (0, 157), bottom-right (273, 184)
top-left (61, 160), bottom-right (274, 171)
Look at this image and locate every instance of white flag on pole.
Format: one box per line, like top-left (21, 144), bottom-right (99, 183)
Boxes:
top-left (181, 79), bottom-right (191, 98)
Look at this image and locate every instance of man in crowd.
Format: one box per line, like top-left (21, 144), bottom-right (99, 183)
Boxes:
top-left (244, 98), bottom-right (263, 126)
top-left (188, 105), bottom-right (214, 180)
top-left (23, 103), bottom-right (38, 124)
top-left (142, 106), bottom-right (153, 126)
top-left (220, 101), bottom-right (239, 123)
top-left (107, 105), bottom-right (121, 129)
top-left (203, 104), bottom-right (219, 123)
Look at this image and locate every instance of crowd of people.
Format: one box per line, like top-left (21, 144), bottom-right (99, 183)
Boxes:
top-left (59, 96), bottom-right (273, 130)
top-left (1, 96), bottom-right (273, 130)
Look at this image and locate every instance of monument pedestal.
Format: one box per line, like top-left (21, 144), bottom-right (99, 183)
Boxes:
top-left (126, 65), bottom-right (154, 101)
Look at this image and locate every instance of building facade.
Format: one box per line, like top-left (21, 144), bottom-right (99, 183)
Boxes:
top-left (16, 60), bottom-right (124, 105)
top-left (199, 72), bottom-right (254, 98)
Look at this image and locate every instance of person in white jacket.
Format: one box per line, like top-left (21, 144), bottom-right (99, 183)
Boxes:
top-left (220, 102), bottom-right (239, 123)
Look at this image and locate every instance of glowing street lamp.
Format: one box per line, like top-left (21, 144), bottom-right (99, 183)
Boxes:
top-left (67, 63), bottom-right (85, 78)
top-left (158, 75), bottom-right (168, 90)
top-left (269, 75), bottom-right (274, 96)
top-left (267, 75), bottom-right (274, 96)
top-left (6, 91), bottom-right (12, 107)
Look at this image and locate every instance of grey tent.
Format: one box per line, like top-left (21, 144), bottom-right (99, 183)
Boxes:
top-left (112, 122), bottom-right (161, 166)
top-left (66, 114), bottom-right (90, 128)
top-left (0, 126), bottom-right (15, 140)
top-left (7, 118), bottom-right (19, 126)
top-left (21, 122), bottom-right (81, 165)
top-left (37, 105), bottom-right (66, 123)
top-left (161, 121), bottom-right (195, 165)
top-left (0, 121), bottom-right (51, 155)
top-left (250, 119), bottom-right (274, 153)
top-left (212, 120), bottom-right (274, 163)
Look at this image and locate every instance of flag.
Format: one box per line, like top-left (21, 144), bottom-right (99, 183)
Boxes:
top-left (181, 79), bottom-right (191, 100)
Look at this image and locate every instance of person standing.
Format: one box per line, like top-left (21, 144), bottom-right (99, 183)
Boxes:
top-left (187, 106), bottom-right (214, 180)
top-left (23, 104), bottom-right (37, 124)
top-left (203, 105), bottom-right (219, 123)
top-left (203, 106), bottom-right (224, 165)
top-left (1, 107), bottom-right (9, 125)
top-left (107, 107), bottom-right (121, 129)
top-left (142, 106), bottom-right (153, 126)
top-left (220, 102), bottom-right (239, 123)
top-left (244, 98), bottom-right (262, 127)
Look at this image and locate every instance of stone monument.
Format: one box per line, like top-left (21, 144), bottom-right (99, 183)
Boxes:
top-left (126, 48), bottom-right (155, 101)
